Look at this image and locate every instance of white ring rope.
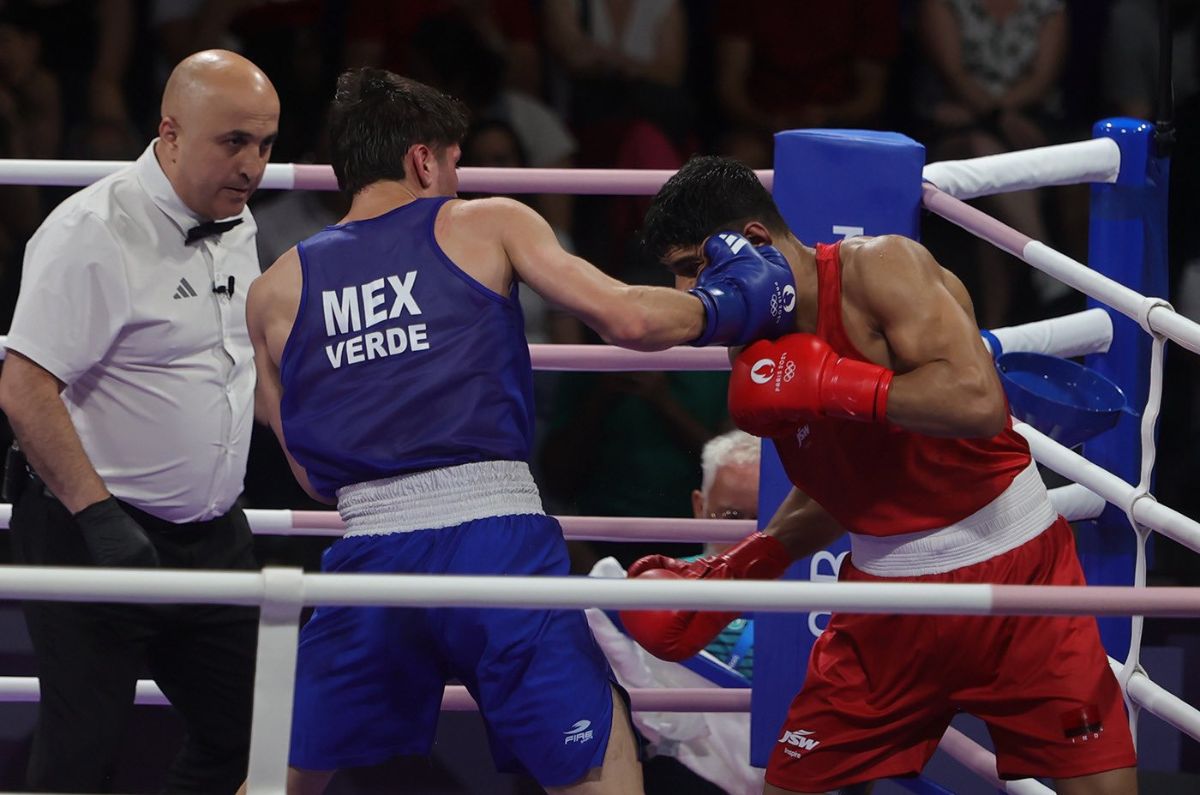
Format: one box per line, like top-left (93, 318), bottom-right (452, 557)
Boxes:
top-left (1123, 665), bottom-right (1200, 743)
top-left (1014, 421), bottom-right (1200, 554)
top-left (922, 137), bottom-right (1120, 200)
top-left (922, 184), bottom-right (1200, 356)
top-left (1046, 483), bottom-right (1106, 524)
top-left (1018, 423), bottom-right (1200, 552)
top-left (0, 488), bottom-right (1111, 540)
top-left (0, 566), bottom-right (1197, 616)
top-left (1108, 657), bottom-right (1200, 745)
top-left (982, 307), bottom-right (1111, 358)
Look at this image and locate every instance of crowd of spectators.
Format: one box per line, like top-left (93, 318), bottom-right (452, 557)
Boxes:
top-left (0, 0), bottom-right (1198, 575)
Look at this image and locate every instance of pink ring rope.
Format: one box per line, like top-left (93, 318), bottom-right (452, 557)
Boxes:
top-left (528, 344), bottom-right (730, 371)
top-left (0, 678), bottom-right (749, 712)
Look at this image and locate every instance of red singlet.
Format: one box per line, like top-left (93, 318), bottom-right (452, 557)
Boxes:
top-left (773, 241), bottom-right (1031, 536)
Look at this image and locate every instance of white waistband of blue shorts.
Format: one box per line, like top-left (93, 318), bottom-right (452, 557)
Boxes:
top-left (336, 460), bottom-right (544, 537)
top-left (848, 459), bottom-right (1057, 577)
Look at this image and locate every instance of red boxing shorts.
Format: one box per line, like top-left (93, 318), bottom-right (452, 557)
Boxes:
top-left (767, 517), bottom-right (1136, 792)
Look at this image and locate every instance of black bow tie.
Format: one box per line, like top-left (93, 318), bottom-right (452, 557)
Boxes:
top-left (185, 217), bottom-right (243, 244)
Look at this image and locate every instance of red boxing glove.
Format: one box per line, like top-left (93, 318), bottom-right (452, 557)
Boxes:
top-left (729, 334), bottom-right (893, 438)
top-left (619, 533), bottom-right (792, 662)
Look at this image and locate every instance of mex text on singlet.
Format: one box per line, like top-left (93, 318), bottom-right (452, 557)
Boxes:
top-left (321, 271), bottom-right (428, 369)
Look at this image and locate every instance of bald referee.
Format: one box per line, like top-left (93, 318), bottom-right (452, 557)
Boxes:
top-left (0, 51), bottom-right (278, 793)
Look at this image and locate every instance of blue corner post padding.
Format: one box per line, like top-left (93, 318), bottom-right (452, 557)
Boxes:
top-left (752, 130), bottom-right (925, 767)
top-left (1081, 118), bottom-right (1169, 658)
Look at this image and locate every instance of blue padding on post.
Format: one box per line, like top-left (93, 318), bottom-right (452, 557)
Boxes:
top-left (751, 130), bottom-right (925, 767)
top-left (1098, 117), bottom-right (1152, 187)
top-left (773, 129), bottom-right (925, 243)
top-left (1082, 118), bottom-right (1168, 658)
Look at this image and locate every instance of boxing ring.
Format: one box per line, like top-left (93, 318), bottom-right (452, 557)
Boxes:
top-left (0, 122), bottom-right (1199, 794)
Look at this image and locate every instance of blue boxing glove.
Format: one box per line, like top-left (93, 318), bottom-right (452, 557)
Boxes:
top-left (689, 232), bottom-right (797, 347)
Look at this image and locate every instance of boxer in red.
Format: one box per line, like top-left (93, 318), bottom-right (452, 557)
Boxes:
top-left (624, 156), bottom-right (1137, 795)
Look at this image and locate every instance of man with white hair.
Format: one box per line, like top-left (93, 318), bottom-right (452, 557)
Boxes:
top-left (688, 429), bottom-right (760, 679)
top-left (586, 429), bottom-right (764, 794)
top-left (694, 430), bottom-right (760, 533)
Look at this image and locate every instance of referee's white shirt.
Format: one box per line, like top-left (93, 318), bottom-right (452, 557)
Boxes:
top-left (6, 141), bottom-right (261, 522)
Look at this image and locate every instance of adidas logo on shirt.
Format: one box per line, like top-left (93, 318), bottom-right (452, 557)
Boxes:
top-left (173, 277), bottom-right (199, 300)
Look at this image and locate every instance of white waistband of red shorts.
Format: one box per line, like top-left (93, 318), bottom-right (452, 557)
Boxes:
top-left (848, 459), bottom-right (1057, 577)
top-left (337, 460), bottom-right (544, 537)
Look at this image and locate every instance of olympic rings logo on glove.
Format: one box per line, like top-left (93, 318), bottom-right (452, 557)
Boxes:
top-left (748, 356), bottom-right (795, 386)
top-left (769, 283), bottom-right (797, 321)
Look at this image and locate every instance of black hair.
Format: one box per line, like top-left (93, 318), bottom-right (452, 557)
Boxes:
top-left (641, 155), bottom-right (788, 264)
top-left (328, 68), bottom-right (470, 196)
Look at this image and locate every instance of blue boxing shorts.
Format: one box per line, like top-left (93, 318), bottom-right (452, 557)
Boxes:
top-left (289, 462), bottom-right (623, 787)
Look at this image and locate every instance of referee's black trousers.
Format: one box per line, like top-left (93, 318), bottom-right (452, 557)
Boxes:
top-left (10, 484), bottom-right (260, 794)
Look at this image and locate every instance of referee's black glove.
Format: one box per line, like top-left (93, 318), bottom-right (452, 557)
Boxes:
top-left (73, 497), bottom-right (160, 568)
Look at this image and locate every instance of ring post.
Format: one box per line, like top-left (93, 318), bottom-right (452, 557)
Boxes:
top-left (1082, 118), bottom-right (1169, 658)
top-left (752, 130), bottom-right (925, 765)
top-left (246, 567), bottom-right (306, 794)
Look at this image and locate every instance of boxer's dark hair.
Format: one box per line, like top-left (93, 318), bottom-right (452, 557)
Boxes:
top-left (641, 155), bottom-right (788, 265)
top-left (329, 68), bottom-right (469, 195)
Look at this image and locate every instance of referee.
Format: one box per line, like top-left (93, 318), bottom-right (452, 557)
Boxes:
top-left (0, 50), bottom-right (278, 793)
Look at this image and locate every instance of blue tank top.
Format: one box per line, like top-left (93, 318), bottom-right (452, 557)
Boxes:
top-left (279, 197), bottom-right (535, 498)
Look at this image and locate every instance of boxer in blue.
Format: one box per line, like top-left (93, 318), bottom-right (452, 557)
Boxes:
top-left (243, 68), bottom-right (795, 794)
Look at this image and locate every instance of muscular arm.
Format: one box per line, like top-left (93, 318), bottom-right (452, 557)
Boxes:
top-left (761, 486), bottom-right (845, 560)
top-left (0, 351), bottom-right (108, 513)
top-left (246, 256), bottom-right (333, 505)
top-left (854, 236), bottom-right (1008, 437)
top-left (484, 198), bottom-right (705, 349)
